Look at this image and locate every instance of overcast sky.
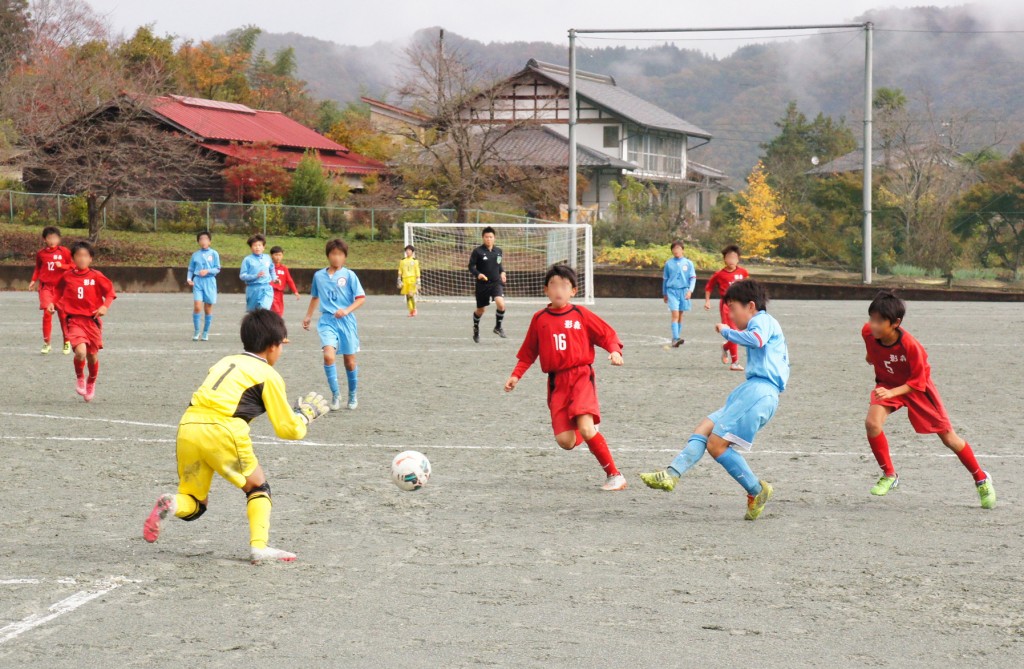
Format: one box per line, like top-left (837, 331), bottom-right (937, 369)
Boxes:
top-left (84, 0), bottom-right (1023, 55)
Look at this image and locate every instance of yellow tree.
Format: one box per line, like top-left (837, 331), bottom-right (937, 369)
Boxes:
top-left (736, 161), bottom-right (786, 256)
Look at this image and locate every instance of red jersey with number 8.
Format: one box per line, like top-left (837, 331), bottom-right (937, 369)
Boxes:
top-left (55, 268), bottom-right (117, 317)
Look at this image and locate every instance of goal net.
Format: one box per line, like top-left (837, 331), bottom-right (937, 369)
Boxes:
top-left (404, 223), bottom-right (594, 304)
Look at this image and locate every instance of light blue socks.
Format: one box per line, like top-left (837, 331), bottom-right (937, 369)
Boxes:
top-left (671, 321), bottom-right (682, 340)
top-left (715, 448), bottom-right (762, 496)
top-left (192, 313), bottom-right (201, 334)
top-left (324, 364), bottom-right (339, 396)
top-left (203, 314), bottom-right (212, 335)
top-left (668, 434), bottom-right (707, 477)
top-left (346, 368), bottom-right (358, 398)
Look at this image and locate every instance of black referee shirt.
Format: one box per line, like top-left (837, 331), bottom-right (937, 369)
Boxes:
top-left (469, 245), bottom-right (504, 283)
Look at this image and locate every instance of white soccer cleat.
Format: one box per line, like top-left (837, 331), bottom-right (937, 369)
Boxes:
top-left (250, 546), bottom-right (296, 564)
top-left (729, 363), bottom-right (745, 372)
top-left (347, 393), bottom-right (358, 410)
top-left (602, 473), bottom-right (628, 491)
top-left (330, 394), bottom-right (343, 411)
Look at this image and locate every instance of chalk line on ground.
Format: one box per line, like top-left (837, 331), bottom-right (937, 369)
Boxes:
top-left (0, 576), bottom-right (137, 646)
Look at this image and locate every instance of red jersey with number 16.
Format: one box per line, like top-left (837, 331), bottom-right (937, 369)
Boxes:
top-left (861, 323), bottom-right (932, 391)
top-left (705, 266), bottom-right (750, 300)
top-left (54, 268), bottom-right (117, 317)
top-left (512, 304), bottom-right (622, 378)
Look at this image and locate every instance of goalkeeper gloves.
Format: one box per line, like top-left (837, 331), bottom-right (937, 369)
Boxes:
top-left (294, 392), bottom-right (330, 424)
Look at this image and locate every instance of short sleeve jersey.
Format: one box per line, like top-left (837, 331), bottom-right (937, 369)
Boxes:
top-left (706, 266), bottom-right (750, 299)
top-left (514, 304), bottom-right (623, 375)
top-left (33, 246), bottom-right (73, 285)
top-left (862, 324), bottom-right (932, 392)
top-left (54, 268), bottom-right (117, 317)
top-left (311, 267), bottom-right (365, 315)
top-left (469, 245), bottom-right (504, 283)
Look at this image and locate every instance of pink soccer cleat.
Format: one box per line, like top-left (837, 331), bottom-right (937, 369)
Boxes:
top-left (84, 381), bottom-right (96, 402)
top-left (75, 376), bottom-right (87, 396)
top-left (143, 494), bottom-right (176, 543)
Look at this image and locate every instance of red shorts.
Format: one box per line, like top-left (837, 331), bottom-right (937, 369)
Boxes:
top-left (271, 290), bottom-right (285, 316)
top-left (870, 383), bottom-right (952, 434)
top-left (38, 283), bottom-right (61, 311)
top-left (547, 365), bottom-right (601, 435)
top-left (65, 315), bottom-right (104, 355)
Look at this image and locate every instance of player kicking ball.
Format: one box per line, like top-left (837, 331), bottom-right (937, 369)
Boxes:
top-left (862, 290), bottom-right (995, 508)
top-left (641, 279), bottom-right (788, 520)
top-left (142, 309), bottom-right (330, 564)
top-left (504, 264), bottom-right (627, 491)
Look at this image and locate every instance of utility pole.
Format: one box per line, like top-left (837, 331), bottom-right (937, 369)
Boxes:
top-left (862, 22), bottom-right (874, 284)
top-left (567, 28), bottom-right (578, 226)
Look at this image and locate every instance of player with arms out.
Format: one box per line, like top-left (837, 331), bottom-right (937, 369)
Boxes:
top-left (862, 290), bottom-right (995, 508)
top-left (641, 280), bottom-right (787, 520)
top-left (398, 244), bottom-right (420, 317)
top-left (303, 239), bottom-right (365, 411)
top-left (704, 244), bottom-right (750, 371)
top-left (663, 240), bottom-right (696, 347)
top-left (269, 245), bottom-right (300, 318)
top-left (142, 309), bottom-right (331, 563)
top-left (48, 241), bottom-right (116, 402)
top-left (187, 231), bottom-right (220, 341)
top-left (29, 226), bottom-right (72, 355)
top-left (469, 226), bottom-right (507, 342)
top-left (504, 264), bottom-right (627, 492)
top-left (240, 234), bottom-right (274, 312)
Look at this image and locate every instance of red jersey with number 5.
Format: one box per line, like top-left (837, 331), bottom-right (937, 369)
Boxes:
top-left (32, 246), bottom-right (73, 285)
top-left (54, 268), bottom-right (117, 317)
top-left (861, 323), bottom-right (931, 391)
top-left (512, 304), bottom-right (622, 377)
top-left (705, 266), bottom-right (750, 300)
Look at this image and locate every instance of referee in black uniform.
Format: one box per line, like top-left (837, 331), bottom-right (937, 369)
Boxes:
top-left (468, 226), bottom-right (507, 342)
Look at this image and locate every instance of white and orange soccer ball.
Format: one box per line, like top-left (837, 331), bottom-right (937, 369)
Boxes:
top-left (390, 450), bottom-right (431, 491)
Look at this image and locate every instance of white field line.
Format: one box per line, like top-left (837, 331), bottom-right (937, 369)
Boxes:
top-left (0, 576), bottom-right (136, 646)
top-left (0, 578), bottom-right (78, 585)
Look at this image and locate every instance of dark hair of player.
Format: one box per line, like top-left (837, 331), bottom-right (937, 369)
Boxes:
top-left (724, 279), bottom-right (767, 311)
top-left (241, 308), bottom-right (287, 353)
top-left (196, 231), bottom-right (211, 242)
top-left (70, 240), bottom-right (94, 258)
top-left (405, 244), bottom-right (415, 252)
top-left (671, 240), bottom-right (684, 251)
top-left (544, 264), bottom-right (578, 288)
top-left (482, 226), bottom-right (496, 236)
top-left (325, 238), bottom-right (349, 257)
top-left (868, 290), bottom-right (906, 324)
top-left (722, 244), bottom-right (741, 257)
top-left (42, 226), bottom-right (61, 239)
top-left (269, 246), bottom-right (283, 255)
top-left (247, 234), bottom-right (266, 247)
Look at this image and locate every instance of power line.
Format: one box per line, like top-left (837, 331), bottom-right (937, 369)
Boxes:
top-left (577, 29), bottom-right (862, 43)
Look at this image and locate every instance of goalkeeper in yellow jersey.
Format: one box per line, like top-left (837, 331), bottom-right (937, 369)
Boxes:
top-left (142, 308), bottom-right (330, 564)
top-left (398, 244), bottom-right (421, 317)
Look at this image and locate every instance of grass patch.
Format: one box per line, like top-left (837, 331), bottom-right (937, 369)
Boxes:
top-left (951, 267), bottom-right (1001, 281)
top-left (888, 263), bottom-right (944, 279)
top-left (596, 243), bottom-right (720, 270)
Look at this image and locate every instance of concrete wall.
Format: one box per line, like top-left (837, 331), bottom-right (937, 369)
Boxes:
top-left (2, 265), bottom-right (1022, 302)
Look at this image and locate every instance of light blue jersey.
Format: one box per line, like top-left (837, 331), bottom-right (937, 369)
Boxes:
top-left (662, 256), bottom-right (696, 294)
top-left (188, 248), bottom-right (220, 305)
top-left (240, 253), bottom-right (273, 286)
top-left (720, 311), bottom-right (790, 392)
top-left (311, 267), bottom-right (366, 355)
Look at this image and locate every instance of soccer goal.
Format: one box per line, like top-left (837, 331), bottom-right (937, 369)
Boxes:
top-left (404, 223), bottom-right (594, 304)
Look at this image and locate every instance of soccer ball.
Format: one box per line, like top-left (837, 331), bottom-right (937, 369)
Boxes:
top-left (391, 450), bottom-right (431, 491)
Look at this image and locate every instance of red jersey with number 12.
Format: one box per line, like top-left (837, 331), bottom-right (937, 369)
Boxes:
top-left (54, 268), bottom-right (117, 317)
top-left (513, 304), bottom-right (622, 377)
top-left (705, 266), bottom-right (750, 300)
top-left (861, 323), bottom-right (932, 391)
top-left (32, 246), bottom-right (73, 285)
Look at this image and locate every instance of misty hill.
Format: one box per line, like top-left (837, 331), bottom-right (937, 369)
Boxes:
top-left (253, 5), bottom-right (1024, 184)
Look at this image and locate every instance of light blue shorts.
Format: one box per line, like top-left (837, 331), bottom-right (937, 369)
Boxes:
top-left (708, 379), bottom-right (780, 451)
top-left (318, 313), bottom-right (360, 355)
top-left (192, 280), bottom-right (217, 305)
top-left (666, 288), bottom-right (692, 312)
top-left (245, 284), bottom-right (273, 311)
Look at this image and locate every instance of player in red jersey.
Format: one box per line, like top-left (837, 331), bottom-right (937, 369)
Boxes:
top-left (48, 241), bottom-right (117, 402)
top-left (28, 226), bottom-right (72, 355)
top-left (704, 244), bottom-right (750, 371)
top-left (862, 290), bottom-right (995, 508)
top-left (504, 264), bottom-right (627, 491)
top-left (269, 246), bottom-right (300, 319)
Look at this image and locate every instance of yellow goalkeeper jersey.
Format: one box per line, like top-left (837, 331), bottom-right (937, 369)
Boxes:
top-left (182, 352), bottom-right (307, 441)
top-left (399, 256), bottom-right (420, 295)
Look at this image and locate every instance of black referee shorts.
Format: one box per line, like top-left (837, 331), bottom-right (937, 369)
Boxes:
top-left (475, 281), bottom-right (504, 308)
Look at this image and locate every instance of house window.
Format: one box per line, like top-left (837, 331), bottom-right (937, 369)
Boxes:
top-left (603, 125), bottom-right (619, 148)
top-left (626, 131), bottom-right (684, 175)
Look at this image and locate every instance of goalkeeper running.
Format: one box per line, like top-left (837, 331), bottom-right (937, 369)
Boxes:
top-left (142, 308), bottom-right (330, 564)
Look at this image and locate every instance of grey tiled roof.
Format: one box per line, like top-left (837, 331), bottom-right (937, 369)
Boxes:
top-left (527, 59), bottom-right (712, 139)
top-left (491, 126), bottom-right (637, 170)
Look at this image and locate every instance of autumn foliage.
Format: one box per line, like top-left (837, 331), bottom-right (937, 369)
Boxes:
top-left (736, 162), bottom-right (786, 257)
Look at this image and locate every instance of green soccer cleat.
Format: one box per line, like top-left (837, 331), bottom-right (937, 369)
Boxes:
top-left (977, 474), bottom-right (996, 510)
top-left (744, 480), bottom-right (773, 520)
top-left (870, 474), bottom-right (900, 496)
top-left (639, 469), bottom-right (678, 492)
top-left (40, 342), bottom-right (51, 354)
top-left (62, 341), bottom-right (71, 355)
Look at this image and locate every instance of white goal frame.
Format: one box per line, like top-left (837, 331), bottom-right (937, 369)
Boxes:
top-left (404, 222), bottom-right (595, 305)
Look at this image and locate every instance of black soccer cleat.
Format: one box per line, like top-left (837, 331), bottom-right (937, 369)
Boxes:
top-left (473, 325), bottom-right (480, 343)
top-left (672, 338), bottom-right (685, 348)
top-left (493, 327), bottom-right (507, 339)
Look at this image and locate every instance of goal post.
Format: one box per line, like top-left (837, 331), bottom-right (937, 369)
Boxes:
top-left (404, 223), bottom-right (594, 304)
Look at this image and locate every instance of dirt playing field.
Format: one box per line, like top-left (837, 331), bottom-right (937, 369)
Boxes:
top-left (1, 292), bottom-right (1022, 667)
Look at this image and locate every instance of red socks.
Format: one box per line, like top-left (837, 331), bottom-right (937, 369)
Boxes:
top-left (868, 433), bottom-right (895, 476)
top-left (585, 433), bottom-right (619, 477)
top-left (42, 313), bottom-right (52, 343)
top-left (956, 443), bottom-right (986, 482)
top-left (87, 359), bottom-right (99, 383)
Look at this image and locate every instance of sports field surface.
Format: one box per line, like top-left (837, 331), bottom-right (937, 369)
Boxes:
top-left (1, 293), bottom-right (1022, 667)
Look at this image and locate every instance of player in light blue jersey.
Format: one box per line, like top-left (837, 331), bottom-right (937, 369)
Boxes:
top-left (303, 239), bottom-right (366, 411)
top-left (187, 231), bottom-right (221, 341)
top-left (640, 279), bottom-right (788, 520)
top-left (240, 234), bottom-right (274, 311)
top-left (662, 240), bottom-right (697, 347)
